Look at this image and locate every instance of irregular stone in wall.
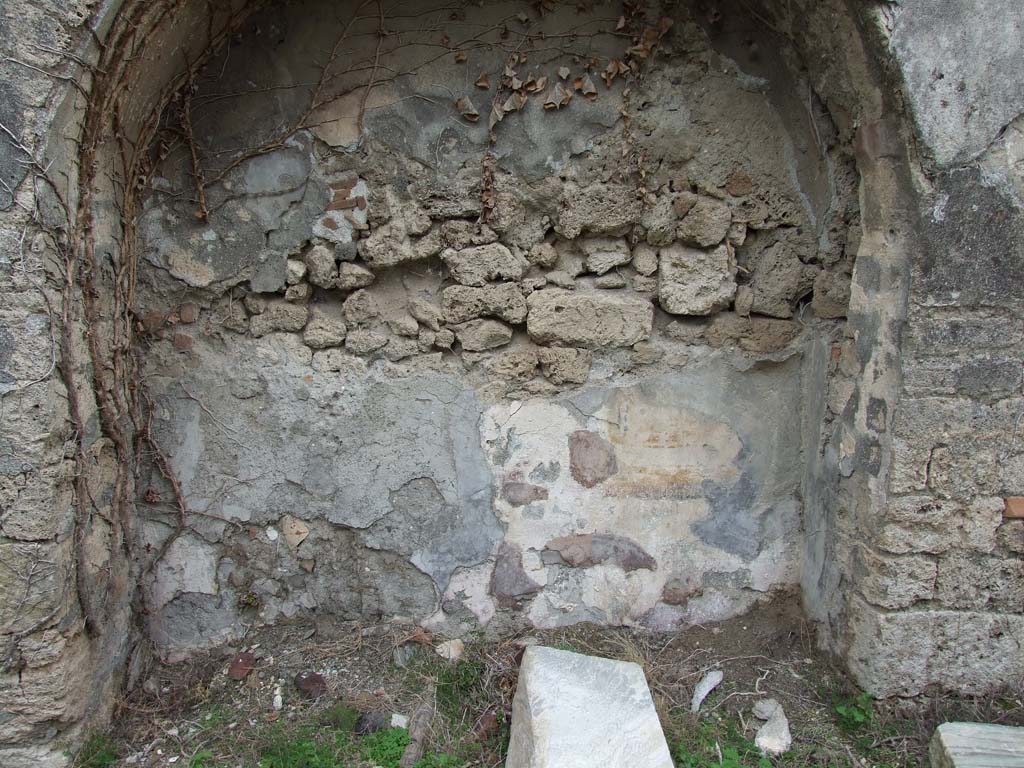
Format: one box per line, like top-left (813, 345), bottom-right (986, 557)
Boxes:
top-left (453, 319), bottom-right (513, 351)
top-left (286, 259), bottom-right (305, 286)
top-left (357, 223), bottom-right (418, 267)
top-left (285, 283), bottom-right (311, 303)
top-left (594, 274), bottom-right (627, 289)
top-left (481, 349), bottom-right (539, 382)
top-left (441, 220), bottom-right (499, 249)
top-left (845, 596), bottom-right (1024, 697)
top-left (442, 284), bottom-right (528, 324)
top-left (490, 542), bottom-right (542, 607)
top-left (855, 547), bottom-right (936, 610)
top-left (658, 244), bottom-right (736, 315)
top-left (342, 289), bottom-right (380, 325)
top-left (303, 307), bottom-right (347, 348)
top-left (632, 244), bottom-right (659, 276)
top-left (579, 237), bottom-right (631, 275)
top-left (543, 533), bottom-right (656, 572)
top-left (747, 243), bottom-right (818, 319)
top-left (876, 496), bottom-right (1003, 555)
top-left (537, 347), bottom-right (592, 385)
top-left (388, 315), bottom-right (419, 338)
top-left (345, 329), bottom-right (389, 355)
top-left (336, 262), bottom-right (375, 290)
top-left (250, 300), bottom-right (309, 337)
top-left (304, 244), bottom-right (337, 288)
top-left (811, 270), bottom-right (851, 319)
top-left (641, 195), bottom-right (679, 247)
top-left (527, 242), bottom-right (559, 268)
top-left (441, 244), bottom-right (529, 287)
top-left (527, 290), bottom-right (653, 348)
top-left (385, 337), bottom-right (420, 362)
top-left (568, 430), bottom-right (618, 488)
top-left (557, 184), bottom-right (643, 239)
top-left (311, 348), bottom-right (366, 373)
top-left (935, 551), bottom-right (1024, 610)
top-left (545, 271), bottom-right (576, 289)
top-left (676, 197), bottom-right (732, 247)
top-left (502, 481), bottom-right (549, 506)
top-left (661, 576), bottom-right (701, 605)
top-left (408, 298), bottom-right (443, 331)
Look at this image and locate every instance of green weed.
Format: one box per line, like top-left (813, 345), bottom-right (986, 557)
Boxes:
top-left (833, 692), bottom-right (874, 733)
top-left (671, 721), bottom-right (770, 768)
top-left (413, 752), bottom-right (464, 768)
top-left (359, 727), bottom-right (410, 768)
top-left (320, 702), bottom-right (361, 733)
top-left (75, 734), bottom-right (118, 768)
top-left (258, 727), bottom-right (350, 768)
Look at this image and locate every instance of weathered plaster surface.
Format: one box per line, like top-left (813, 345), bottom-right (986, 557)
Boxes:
top-left (1, 0), bottom-right (1023, 763)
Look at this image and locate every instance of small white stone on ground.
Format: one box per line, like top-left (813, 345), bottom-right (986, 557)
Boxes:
top-left (391, 713), bottom-right (409, 729)
top-left (929, 722), bottom-right (1024, 768)
top-left (435, 639), bottom-right (464, 661)
top-left (691, 669), bottom-right (724, 713)
top-left (753, 698), bottom-right (792, 755)
top-left (272, 685), bottom-right (283, 711)
top-left (506, 646), bottom-right (674, 768)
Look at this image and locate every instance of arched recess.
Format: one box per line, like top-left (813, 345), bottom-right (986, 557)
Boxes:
top-left (6, 0), bottom-right (1011, 764)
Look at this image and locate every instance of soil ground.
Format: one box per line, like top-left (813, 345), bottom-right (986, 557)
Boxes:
top-left (74, 598), bottom-right (1024, 768)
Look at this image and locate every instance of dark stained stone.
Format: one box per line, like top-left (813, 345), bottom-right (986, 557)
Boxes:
top-left (543, 533), bottom-right (656, 573)
top-left (568, 430), bottom-right (618, 488)
top-left (502, 481), bottom-right (549, 506)
top-left (490, 542), bottom-right (541, 607)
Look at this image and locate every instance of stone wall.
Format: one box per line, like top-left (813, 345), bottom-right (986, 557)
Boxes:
top-left (840, 0), bottom-right (1024, 696)
top-left (131, 0), bottom-right (856, 655)
top-left (0, 0), bottom-right (1021, 764)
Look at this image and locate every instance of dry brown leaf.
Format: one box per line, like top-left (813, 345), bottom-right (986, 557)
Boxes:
top-left (511, 75), bottom-right (524, 91)
top-left (475, 72), bottom-right (491, 89)
top-left (581, 74), bottom-right (597, 97)
top-left (455, 96), bottom-right (480, 122)
top-left (531, 75), bottom-right (548, 92)
top-left (403, 626), bottom-right (434, 645)
top-left (454, 51), bottom-right (468, 63)
top-left (502, 91), bottom-right (528, 113)
top-left (558, 66), bottom-right (570, 80)
top-left (616, 15), bottom-right (627, 31)
top-left (543, 82), bottom-right (574, 109)
top-left (489, 103), bottom-right (505, 130)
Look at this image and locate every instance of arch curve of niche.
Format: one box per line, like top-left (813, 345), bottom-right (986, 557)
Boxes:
top-left (39, 0), bottom-right (904, 697)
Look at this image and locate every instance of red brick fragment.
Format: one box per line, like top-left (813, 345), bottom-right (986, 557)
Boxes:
top-left (1004, 497), bottom-right (1024, 519)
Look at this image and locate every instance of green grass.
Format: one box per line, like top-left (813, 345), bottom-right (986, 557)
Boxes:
top-left (74, 733), bottom-right (118, 768)
top-left (434, 660), bottom-right (487, 722)
top-left (833, 692), bottom-right (875, 734)
top-left (670, 721), bottom-right (771, 768)
top-left (189, 750), bottom-right (215, 768)
top-left (257, 726), bottom-right (352, 768)
top-left (319, 702), bottom-right (361, 733)
top-left (413, 752), bottom-right (464, 768)
top-left (359, 727), bottom-right (410, 768)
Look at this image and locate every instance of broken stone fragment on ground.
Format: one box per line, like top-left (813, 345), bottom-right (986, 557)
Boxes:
top-left (690, 669), bottom-right (724, 713)
top-left (753, 698), bottom-right (792, 755)
top-left (506, 646), bottom-right (674, 768)
top-left (929, 722), bottom-right (1024, 768)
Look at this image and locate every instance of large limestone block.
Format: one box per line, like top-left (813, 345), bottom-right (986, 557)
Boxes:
top-left (506, 646), bottom-right (674, 768)
top-left (929, 722), bottom-right (1024, 768)
top-left (526, 289), bottom-right (653, 348)
top-left (658, 243), bottom-right (736, 316)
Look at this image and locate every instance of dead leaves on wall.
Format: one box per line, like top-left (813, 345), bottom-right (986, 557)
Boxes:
top-left (450, 15), bottom-right (673, 128)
